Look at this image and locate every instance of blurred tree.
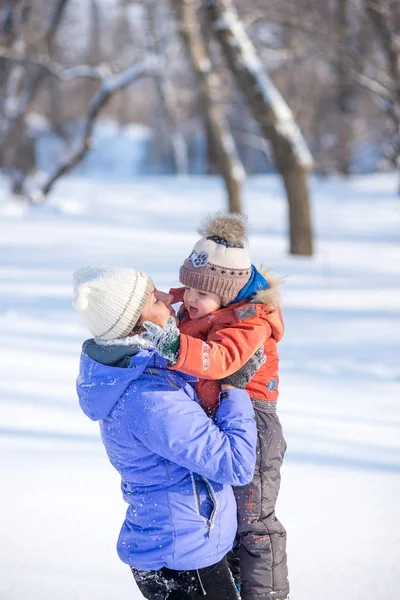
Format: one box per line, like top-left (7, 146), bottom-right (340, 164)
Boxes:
top-left (84, 0), bottom-right (102, 105)
top-left (0, 0), bottom-right (70, 194)
top-left (205, 0), bottom-right (314, 256)
top-left (147, 0), bottom-right (188, 175)
top-left (362, 0), bottom-right (400, 172)
top-left (0, 0), bottom-right (397, 221)
top-left (37, 59), bottom-right (157, 201)
top-left (336, 0), bottom-right (355, 175)
top-left (170, 0), bottom-right (245, 213)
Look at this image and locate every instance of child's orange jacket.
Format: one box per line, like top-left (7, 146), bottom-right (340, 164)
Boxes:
top-left (169, 270), bottom-right (283, 414)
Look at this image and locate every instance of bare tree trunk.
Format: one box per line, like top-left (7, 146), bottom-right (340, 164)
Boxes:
top-left (205, 117), bottom-right (220, 174)
top-left (170, 0), bottom-right (245, 213)
top-left (0, 0), bottom-right (70, 166)
top-left (84, 0), bottom-right (102, 106)
top-left (363, 1), bottom-right (400, 87)
top-left (205, 0), bottom-right (313, 256)
top-left (147, 1), bottom-right (188, 175)
top-left (0, 1), bottom-right (37, 193)
top-left (336, 0), bottom-right (354, 176)
top-left (362, 0), bottom-right (400, 179)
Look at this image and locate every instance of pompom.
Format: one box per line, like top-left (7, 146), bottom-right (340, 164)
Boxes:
top-left (198, 212), bottom-right (248, 245)
top-left (73, 286), bottom-right (90, 311)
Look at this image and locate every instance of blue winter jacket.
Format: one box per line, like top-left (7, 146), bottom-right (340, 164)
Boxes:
top-left (77, 339), bottom-right (257, 571)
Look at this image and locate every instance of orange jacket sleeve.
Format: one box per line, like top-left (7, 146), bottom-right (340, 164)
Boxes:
top-left (169, 287), bottom-right (186, 304)
top-left (171, 319), bottom-right (270, 380)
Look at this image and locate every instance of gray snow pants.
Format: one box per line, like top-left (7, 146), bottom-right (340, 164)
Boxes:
top-left (228, 401), bottom-right (289, 600)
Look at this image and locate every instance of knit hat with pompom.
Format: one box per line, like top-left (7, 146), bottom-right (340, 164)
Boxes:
top-left (72, 267), bottom-right (153, 340)
top-left (179, 212), bottom-right (252, 306)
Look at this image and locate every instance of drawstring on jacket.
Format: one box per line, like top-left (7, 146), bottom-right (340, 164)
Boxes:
top-left (196, 569), bottom-right (207, 596)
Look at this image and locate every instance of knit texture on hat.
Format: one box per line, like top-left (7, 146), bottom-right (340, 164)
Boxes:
top-left (179, 213), bottom-right (252, 306)
top-left (72, 267), bottom-right (153, 340)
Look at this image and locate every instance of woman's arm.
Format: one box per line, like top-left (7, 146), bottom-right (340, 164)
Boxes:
top-left (127, 384), bottom-right (257, 486)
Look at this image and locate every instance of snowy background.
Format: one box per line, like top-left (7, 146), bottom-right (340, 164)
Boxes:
top-left (1, 172), bottom-right (400, 599)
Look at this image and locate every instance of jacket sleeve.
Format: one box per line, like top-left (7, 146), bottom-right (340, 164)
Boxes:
top-left (171, 318), bottom-right (270, 379)
top-left (169, 287), bottom-right (186, 304)
top-left (128, 385), bottom-right (257, 486)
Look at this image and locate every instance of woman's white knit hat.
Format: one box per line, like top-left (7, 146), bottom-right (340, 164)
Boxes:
top-left (72, 267), bottom-right (153, 340)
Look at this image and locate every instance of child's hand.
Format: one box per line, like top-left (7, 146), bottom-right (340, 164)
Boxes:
top-left (219, 347), bottom-right (266, 389)
top-left (142, 316), bottom-right (181, 364)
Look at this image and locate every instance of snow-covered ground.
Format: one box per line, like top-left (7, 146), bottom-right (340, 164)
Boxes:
top-left (1, 173), bottom-right (399, 600)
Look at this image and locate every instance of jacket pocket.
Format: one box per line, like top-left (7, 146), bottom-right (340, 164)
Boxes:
top-left (190, 473), bottom-right (218, 536)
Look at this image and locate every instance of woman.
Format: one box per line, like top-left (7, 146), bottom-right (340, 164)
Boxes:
top-left (73, 266), bottom-right (259, 600)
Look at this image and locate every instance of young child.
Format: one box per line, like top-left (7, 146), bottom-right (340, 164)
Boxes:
top-left (144, 213), bottom-right (289, 600)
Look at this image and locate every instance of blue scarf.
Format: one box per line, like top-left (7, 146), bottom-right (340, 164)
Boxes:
top-left (231, 264), bottom-right (268, 304)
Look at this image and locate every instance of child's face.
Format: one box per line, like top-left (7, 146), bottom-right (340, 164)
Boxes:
top-left (140, 288), bottom-right (176, 329)
top-left (183, 287), bottom-right (222, 320)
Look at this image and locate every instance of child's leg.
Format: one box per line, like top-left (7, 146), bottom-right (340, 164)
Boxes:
top-left (231, 403), bottom-right (289, 600)
top-left (226, 536), bottom-right (241, 588)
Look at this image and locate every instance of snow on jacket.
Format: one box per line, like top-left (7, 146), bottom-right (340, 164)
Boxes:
top-left (77, 339), bottom-right (257, 571)
top-left (170, 270), bottom-right (284, 414)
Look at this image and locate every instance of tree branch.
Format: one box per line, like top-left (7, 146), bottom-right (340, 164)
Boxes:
top-left (45, 0), bottom-right (69, 49)
top-left (362, 0), bottom-right (400, 87)
top-left (0, 47), bottom-right (111, 81)
top-left (0, 0), bottom-right (71, 155)
top-left (31, 57), bottom-right (158, 202)
top-left (349, 68), bottom-right (392, 99)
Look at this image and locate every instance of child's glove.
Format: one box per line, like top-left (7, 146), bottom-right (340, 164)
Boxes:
top-left (142, 316), bottom-right (181, 364)
top-left (219, 347), bottom-right (266, 389)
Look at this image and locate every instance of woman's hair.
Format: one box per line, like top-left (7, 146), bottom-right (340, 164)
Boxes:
top-left (132, 321), bottom-right (145, 335)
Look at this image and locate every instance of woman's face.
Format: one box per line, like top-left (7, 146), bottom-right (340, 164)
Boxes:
top-left (139, 288), bottom-right (175, 329)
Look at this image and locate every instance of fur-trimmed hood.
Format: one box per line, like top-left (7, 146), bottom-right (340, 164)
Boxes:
top-left (251, 267), bottom-right (282, 309)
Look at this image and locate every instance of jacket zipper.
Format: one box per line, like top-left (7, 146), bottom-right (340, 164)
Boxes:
top-left (190, 473), bottom-right (217, 536)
